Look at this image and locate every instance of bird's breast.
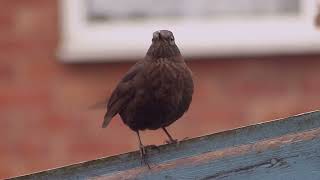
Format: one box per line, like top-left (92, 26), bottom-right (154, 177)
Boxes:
top-left (142, 60), bottom-right (186, 104)
top-left (119, 58), bottom-right (193, 131)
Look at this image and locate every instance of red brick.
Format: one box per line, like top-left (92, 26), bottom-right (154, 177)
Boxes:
top-left (2, 0), bottom-right (320, 178)
top-left (0, 14), bottom-right (15, 36)
top-left (302, 73), bottom-right (320, 95)
top-left (0, 86), bottom-right (50, 109)
top-left (0, 63), bottom-right (15, 83)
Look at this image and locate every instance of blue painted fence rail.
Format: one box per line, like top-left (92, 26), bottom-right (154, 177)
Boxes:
top-left (9, 110), bottom-right (320, 180)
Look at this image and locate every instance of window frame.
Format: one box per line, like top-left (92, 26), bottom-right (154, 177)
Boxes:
top-left (58, 0), bottom-right (320, 62)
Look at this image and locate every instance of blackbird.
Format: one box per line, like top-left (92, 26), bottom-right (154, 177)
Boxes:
top-left (102, 30), bottom-right (194, 167)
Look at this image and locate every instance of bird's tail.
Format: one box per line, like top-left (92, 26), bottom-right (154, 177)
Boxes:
top-left (102, 113), bottom-right (112, 128)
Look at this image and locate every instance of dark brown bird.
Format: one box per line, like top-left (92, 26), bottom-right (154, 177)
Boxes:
top-left (102, 30), bottom-right (194, 167)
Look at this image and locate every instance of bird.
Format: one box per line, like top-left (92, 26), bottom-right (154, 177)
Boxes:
top-left (102, 30), bottom-right (194, 167)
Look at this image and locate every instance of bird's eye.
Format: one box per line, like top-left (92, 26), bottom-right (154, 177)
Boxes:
top-left (170, 36), bottom-right (175, 41)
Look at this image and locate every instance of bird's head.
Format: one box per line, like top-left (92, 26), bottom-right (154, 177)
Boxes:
top-left (152, 30), bottom-right (175, 46)
top-left (146, 30), bottom-right (181, 59)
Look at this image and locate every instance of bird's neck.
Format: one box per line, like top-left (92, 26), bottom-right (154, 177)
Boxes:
top-left (146, 44), bottom-right (181, 60)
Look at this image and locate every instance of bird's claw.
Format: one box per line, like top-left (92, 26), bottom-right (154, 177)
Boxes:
top-left (165, 139), bottom-right (178, 144)
top-left (139, 144), bottom-right (151, 169)
top-left (181, 137), bottom-right (189, 141)
top-left (165, 137), bottom-right (189, 145)
top-left (145, 144), bottom-right (160, 152)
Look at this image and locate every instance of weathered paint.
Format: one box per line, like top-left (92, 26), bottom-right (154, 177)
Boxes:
top-left (103, 128), bottom-right (320, 180)
top-left (104, 129), bottom-right (320, 179)
top-left (9, 110), bottom-right (320, 180)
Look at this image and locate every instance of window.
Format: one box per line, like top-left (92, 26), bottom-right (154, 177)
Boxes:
top-left (58, 0), bottom-right (320, 62)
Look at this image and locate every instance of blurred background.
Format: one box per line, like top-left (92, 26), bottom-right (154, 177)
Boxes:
top-left (1, 0), bottom-right (320, 178)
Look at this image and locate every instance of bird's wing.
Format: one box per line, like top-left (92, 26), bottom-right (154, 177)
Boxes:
top-left (102, 61), bottom-right (145, 128)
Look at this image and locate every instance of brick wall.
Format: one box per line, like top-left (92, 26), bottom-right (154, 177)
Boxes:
top-left (1, 1), bottom-right (320, 179)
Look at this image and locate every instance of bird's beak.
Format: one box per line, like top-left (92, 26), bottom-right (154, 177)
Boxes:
top-left (153, 31), bottom-right (161, 40)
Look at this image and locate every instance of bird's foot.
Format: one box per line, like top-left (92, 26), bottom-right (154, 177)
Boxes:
top-left (165, 137), bottom-right (189, 145)
top-left (165, 138), bottom-right (178, 144)
top-left (145, 144), bottom-right (160, 152)
top-left (181, 137), bottom-right (189, 141)
top-left (139, 144), bottom-right (151, 169)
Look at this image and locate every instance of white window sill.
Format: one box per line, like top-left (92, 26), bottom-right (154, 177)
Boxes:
top-left (58, 0), bottom-right (320, 62)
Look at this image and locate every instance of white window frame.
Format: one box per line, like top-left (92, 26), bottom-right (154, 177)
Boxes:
top-left (58, 0), bottom-right (320, 62)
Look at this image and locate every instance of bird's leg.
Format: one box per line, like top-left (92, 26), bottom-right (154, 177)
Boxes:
top-left (162, 127), bottom-right (178, 144)
top-left (136, 131), bottom-right (151, 169)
